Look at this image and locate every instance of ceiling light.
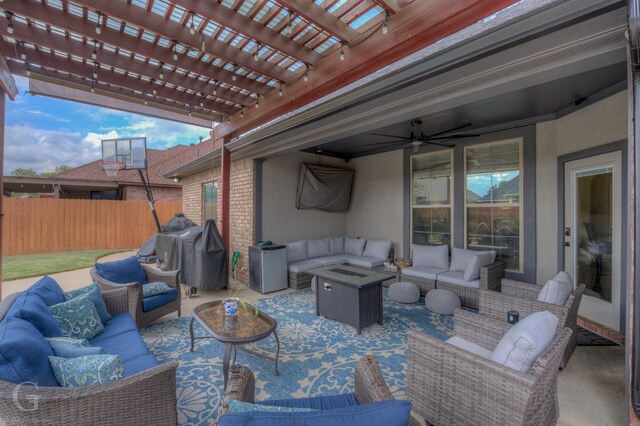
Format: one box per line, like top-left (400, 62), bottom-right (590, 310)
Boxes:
top-left (303, 66), bottom-right (309, 82)
top-left (90, 81), bottom-right (95, 93)
top-left (255, 97), bottom-right (260, 108)
top-left (231, 65), bottom-right (237, 81)
top-left (25, 63), bottom-right (30, 77)
top-left (173, 43), bottom-right (179, 61)
top-left (93, 69), bottom-right (98, 79)
top-left (382, 12), bottom-right (389, 35)
top-left (190, 12), bottom-right (195, 35)
top-left (91, 49), bottom-right (97, 60)
top-left (20, 49), bottom-right (26, 61)
top-left (240, 109), bottom-right (244, 118)
top-left (95, 13), bottom-right (102, 35)
top-left (254, 43), bottom-right (260, 61)
top-left (340, 44), bottom-right (345, 61)
top-left (7, 19), bottom-right (13, 35)
top-left (278, 83), bottom-right (283, 96)
top-left (287, 11), bottom-right (294, 35)
top-left (159, 63), bottom-right (164, 79)
top-left (226, 115), bottom-right (230, 124)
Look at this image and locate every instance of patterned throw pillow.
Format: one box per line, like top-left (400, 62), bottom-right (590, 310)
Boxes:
top-left (64, 283), bottom-right (99, 300)
top-left (228, 400), bottom-right (317, 413)
top-left (48, 355), bottom-right (124, 387)
top-left (46, 337), bottom-right (105, 358)
top-left (46, 337), bottom-right (91, 347)
top-left (49, 296), bottom-right (105, 340)
top-left (143, 282), bottom-right (173, 298)
top-left (64, 283), bottom-right (111, 325)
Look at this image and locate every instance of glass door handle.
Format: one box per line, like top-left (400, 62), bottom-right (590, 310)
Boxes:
top-left (563, 241), bottom-right (571, 247)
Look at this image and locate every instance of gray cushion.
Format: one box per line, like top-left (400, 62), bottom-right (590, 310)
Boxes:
top-left (463, 253), bottom-right (493, 282)
top-left (450, 248), bottom-right (496, 272)
top-left (425, 289), bottom-right (461, 315)
top-left (555, 271), bottom-right (574, 288)
top-left (537, 277), bottom-right (573, 305)
top-left (436, 271), bottom-right (480, 289)
top-left (412, 244), bottom-right (449, 269)
top-left (313, 255), bottom-right (348, 266)
top-left (388, 282), bottom-right (420, 303)
top-left (329, 237), bottom-right (345, 255)
top-left (307, 238), bottom-right (331, 258)
top-left (363, 240), bottom-right (392, 260)
top-left (286, 240), bottom-right (307, 262)
top-left (402, 266), bottom-right (448, 280)
top-left (490, 311), bottom-right (559, 373)
top-left (345, 255), bottom-right (385, 268)
top-left (287, 259), bottom-right (323, 273)
top-left (446, 336), bottom-right (493, 359)
top-left (345, 237), bottom-right (366, 256)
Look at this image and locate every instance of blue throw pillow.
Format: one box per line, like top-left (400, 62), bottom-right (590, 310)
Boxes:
top-left (219, 399), bottom-right (411, 426)
top-left (48, 355), bottom-right (124, 387)
top-left (64, 284), bottom-right (111, 325)
top-left (0, 317), bottom-right (59, 387)
top-left (46, 338), bottom-right (105, 358)
top-left (49, 296), bottom-right (105, 340)
top-left (229, 400), bottom-right (317, 413)
top-left (95, 256), bottom-right (147, 285)
top-left (7, 292), bottom-right (63, 338)
top-left (29, 276), bottom-right (65, 306)
top-left (142, 282), bottom-right (172, 298)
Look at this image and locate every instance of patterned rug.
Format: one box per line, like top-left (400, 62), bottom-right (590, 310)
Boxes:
top-left (141, 289), bottom-right (454, 425)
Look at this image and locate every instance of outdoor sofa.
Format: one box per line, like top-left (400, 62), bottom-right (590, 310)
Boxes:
top-left (402, 244), bottom-right (505, 308)
top-left (285, 236), bottom-right (394, 289)
top-left (0, 276), bottom-right (178, 426)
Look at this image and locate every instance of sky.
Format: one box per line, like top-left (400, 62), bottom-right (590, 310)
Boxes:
top-left (4, 76), bottom-right (211, 175)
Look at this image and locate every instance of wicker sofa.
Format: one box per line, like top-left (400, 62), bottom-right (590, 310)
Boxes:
top-left (407, 310), bottom-right (571, 426)
top-left (285, 237), bottom-right (394, 289)
top-left (0, 279), bottom-right (178, 426)
top-left (402, 245), bottom-right (505, 308)
top-left (479, 278), bottom-right (585, 368)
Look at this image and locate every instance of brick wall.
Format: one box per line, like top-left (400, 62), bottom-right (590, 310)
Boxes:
top-left (181, 158), bottom-right (254, 284)
top-left (123, 185), bottom-right (182, 202)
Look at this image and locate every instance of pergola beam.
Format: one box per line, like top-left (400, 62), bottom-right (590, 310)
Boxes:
top-left (375, 0), bottom-right (410, 14)
top-left (169, 0), bottom-right (323, 65)
top-left (0, 55), bottom-right (17, 101)
top-left (72, 0), bottom-right (293, 82)
top-left (0, 45), bottom-right (233, 116)
top-left (275, 0), bottom-right (360, 43)
top-left (2, 0), bottom-right (271, 96)
top-left (0, 20), bottom-right (251, 107)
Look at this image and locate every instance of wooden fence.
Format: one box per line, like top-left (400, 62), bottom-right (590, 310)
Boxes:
top-left (2, 198), bottom-right (182, 256)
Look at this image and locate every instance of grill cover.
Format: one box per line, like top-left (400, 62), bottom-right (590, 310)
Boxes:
top-left (156, 220), bottom-right (228, 290)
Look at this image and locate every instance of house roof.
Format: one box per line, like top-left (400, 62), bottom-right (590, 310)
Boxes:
top-left (58, 139), bottom-right (217, 186)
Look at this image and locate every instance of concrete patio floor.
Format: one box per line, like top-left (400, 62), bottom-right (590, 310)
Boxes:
top-left (2, 251), bottom-right (626, 425)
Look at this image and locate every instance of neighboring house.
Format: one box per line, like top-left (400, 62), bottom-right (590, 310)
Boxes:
top-left (3, 141), bottom-right (215, 201)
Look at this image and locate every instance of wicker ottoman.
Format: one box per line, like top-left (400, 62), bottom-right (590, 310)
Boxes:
top-left (388, 282), bottom-right (420, 303)
top-left (425, 289), bottom-right (461, 315)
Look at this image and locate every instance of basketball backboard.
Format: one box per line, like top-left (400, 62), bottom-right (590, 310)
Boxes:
top-left (101, 137), bottom-right (147, 170)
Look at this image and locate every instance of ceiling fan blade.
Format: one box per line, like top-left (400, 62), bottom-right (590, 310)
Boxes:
top-left (429, 134), bottom-right (481, 140)
top-left (428, 122), bottom-right (473, 137)
top-left (369, 133), bottom-right (409, 140)
top-left (423, 139), bottom-right (455, 148)
top-left (363, 140), bottom-right (408, 146)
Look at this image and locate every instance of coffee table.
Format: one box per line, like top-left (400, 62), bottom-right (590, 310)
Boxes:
top-left (189, 300), bottom-right (280, 389)
top-left (308, 265), bottom-right (393, 334)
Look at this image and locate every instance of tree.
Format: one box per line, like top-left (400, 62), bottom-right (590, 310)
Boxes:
top-left (41, 165), bottom-right (71, 178)
top-left (10, 168), bottom-right (39, 177)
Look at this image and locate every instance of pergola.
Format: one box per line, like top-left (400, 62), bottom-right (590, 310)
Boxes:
top-left (0, 0), bottom-right (516, 278)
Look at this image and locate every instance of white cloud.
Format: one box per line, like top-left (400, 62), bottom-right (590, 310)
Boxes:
top-left (83, 130), bottom-right (119, 149)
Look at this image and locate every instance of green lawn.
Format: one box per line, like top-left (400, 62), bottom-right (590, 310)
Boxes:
top-left (2, 250), bottom-right (129, 281)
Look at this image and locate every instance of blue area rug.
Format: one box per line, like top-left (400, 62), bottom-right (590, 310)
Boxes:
top-left (141, 289), bottom-right (454, 425)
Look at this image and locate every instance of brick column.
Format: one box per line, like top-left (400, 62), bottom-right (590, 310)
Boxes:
top-left (0, 94), bottom-right (5, 294)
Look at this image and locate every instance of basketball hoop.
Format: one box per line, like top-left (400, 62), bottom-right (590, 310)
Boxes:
top-left (100, 160), bottom-right (124, 177)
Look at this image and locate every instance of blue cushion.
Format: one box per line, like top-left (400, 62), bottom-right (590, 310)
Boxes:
top-left (230, 401), bottom-right (317, 413)
top-left (142, 288), bottom-right (177, 312)
top-left (260, 393), bottom-right (358, 411)
top-left (89, 330), bottom-right (150, 363)
top-left (219, 399), bottom-right (411, 426)
top-left (7, 292), bottom-right (62, 338)
top-left (29, 276), bottom-right (65, 306)
top-left (0, 317), bottom-right (59, 387)
top-left (121, 354), bottom-right (159, 376)
top-left (89, 313), bottom-right (138, 343)
top-left (49, 296), bottom-right (105, 340)
top-left (64, 284), bottom-right (111, 325)
top-left (95, 256), bottom-right (147, 285)
top-left (47, 339), bottom-right (106, 358)
top-left (48, 355), bottom-right (124, 387)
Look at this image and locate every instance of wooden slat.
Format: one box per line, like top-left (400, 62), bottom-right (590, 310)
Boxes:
top-left (275, 0), bottom-right (360, 43)
top-left (1, 199), bottom-right (182, 255)
top-left (0, 55), bottom-right (17, 100)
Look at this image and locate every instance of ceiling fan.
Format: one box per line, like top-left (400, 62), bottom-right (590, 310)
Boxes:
top-left (366, 120), bottom-right (479, 153)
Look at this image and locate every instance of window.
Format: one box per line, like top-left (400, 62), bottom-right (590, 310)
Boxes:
top-left (411, 150), bottom-right (453, 248)
top-left (465, 138), bottom-right (522, 272)
top-left (203, 182), bottom-right (218, 222)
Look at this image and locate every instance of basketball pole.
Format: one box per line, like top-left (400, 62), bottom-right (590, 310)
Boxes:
top-left (138, 169), bottom-right (162, 233)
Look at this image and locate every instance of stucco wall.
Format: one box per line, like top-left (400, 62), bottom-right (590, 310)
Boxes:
top-left (345, 150), bottom-right (404, 257)
top-left (261, 152), bottom-right (348, 243)
top-left (535, 90), bottom-right (627, 284)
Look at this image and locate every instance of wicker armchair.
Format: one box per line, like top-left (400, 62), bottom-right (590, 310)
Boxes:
top-left (218, 354), bottom-right (422, 426)
top-left (479, 279), bottom-right (585, 368)
top-left (0, 288), bottom-right (179, 426)
top-left (407, 310), bottom-right (571, 426)
top-left (90, 264), bottom-right (181, 329)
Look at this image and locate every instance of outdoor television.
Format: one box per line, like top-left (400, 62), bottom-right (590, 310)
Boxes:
top-left (295, 164), bottom-right (354, 212)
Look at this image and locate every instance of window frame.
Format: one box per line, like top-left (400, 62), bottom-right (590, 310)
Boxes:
top-left (463, 137), bottom-right (524, 273)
